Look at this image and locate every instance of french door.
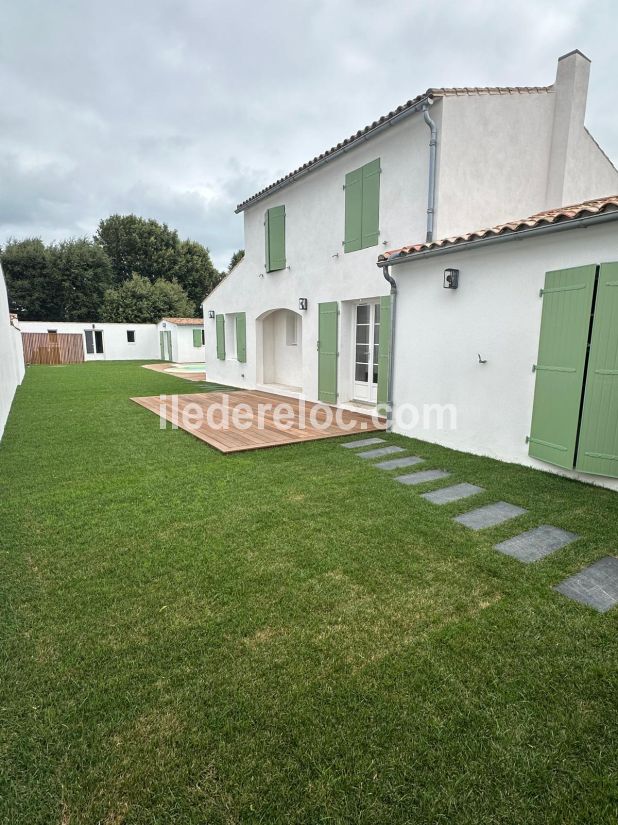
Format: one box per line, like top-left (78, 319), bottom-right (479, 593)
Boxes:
top-left (353, 302), bottom-right (380, 402)
top-left (84, 329), bottom-right (104, 359)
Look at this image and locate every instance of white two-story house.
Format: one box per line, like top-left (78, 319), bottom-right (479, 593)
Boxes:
top-left (203, 50), bottom-right (618, 415)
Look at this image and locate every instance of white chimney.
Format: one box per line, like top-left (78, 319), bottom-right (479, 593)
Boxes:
top-left (545, 49), bottom-right (591, 207)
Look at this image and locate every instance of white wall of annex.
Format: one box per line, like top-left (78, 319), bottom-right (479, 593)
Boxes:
top-left (391, 221), bottom-right (618, 491)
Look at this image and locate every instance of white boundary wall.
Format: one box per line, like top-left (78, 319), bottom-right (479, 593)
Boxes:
top-left (0, 264), bottom-right (25, 440)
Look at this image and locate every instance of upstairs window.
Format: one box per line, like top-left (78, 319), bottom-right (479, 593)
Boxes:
top-left (265, 205), bottom-right (286, 272)
top-left (344, 158), bottom-right (380, 253)
top-left (127, 330), bottom-right (136, 343)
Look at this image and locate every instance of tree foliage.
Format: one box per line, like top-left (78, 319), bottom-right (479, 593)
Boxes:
top-left (101, 274), bottom-right (195, 323)
top-left (95, 214), bottom-right (221, 312)
top-left (1, 213), bottom-right (221, 321)
top-left (1, 237), bottom-right (112, 321)
top-left (228, 249), bottom-right (245, 273)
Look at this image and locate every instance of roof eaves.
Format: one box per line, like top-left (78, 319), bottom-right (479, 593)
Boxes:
top-left (378, 197), bottom-right (618, 265)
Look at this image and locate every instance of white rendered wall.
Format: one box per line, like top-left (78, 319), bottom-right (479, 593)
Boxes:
top-left (203, 109), bottom-right (438, 397)
top-left (390, 221), bottom-right (618, 491)
top-left (18, 322), bottom-right (160, 361)
top-left (0, 266), bottom-right (25, 440)
top-left (175, 326), bottom-right (205, 363)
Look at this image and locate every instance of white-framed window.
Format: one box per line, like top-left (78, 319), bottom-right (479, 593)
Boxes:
top-left (225, 313), bottom-right (237, 359)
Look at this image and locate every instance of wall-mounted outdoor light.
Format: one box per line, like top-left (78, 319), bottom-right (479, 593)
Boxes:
top-left (443, 268), bottom-right (459, 289)
top-left (298, 298), bottom-right (308, 311)
top-left (208, 310), bottom-right (215, 319)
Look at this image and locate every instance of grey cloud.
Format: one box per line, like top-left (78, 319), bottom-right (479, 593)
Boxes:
top-left (1, 0), bottom-right (617, 270)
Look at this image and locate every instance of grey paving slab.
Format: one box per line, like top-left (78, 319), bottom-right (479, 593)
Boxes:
top-left (422, 483), bottom-right (484, 505)
top-left (395, 469), bottom-right (450, 486)
top-left (374, 455), bottom-right (425, 471)
top-left (340, 437), bottom-right (386, 449)
top-left (554, 557), bottom-right (618, 613)
top-left (495, 525), bottom-right (580, 564)
top-left (357, 445), bottom-right (406, 460)
top-left (453, 501), bottom-right (527, 531)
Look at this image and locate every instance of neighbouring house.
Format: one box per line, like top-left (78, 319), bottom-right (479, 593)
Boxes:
top-left (157, 318), bottom-right (205, 363)
top-left (0, 265), bottom-right (25, 440)
top-left (202, 50), bottom-right (618, 410)
top-left (379, 196), bottom-right (618, 491)
top-left (18, 318), bottom-right (206, 365)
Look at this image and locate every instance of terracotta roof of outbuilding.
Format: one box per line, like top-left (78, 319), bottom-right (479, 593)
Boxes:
top-left (162, 317), bottom-right (203, 325)
top-left (235, 85), bottom-right (553, 213)
top-left (378, 195), bottom-right (618, 262)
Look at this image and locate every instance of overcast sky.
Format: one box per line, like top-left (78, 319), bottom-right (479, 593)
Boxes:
top-left (1, 0), bottom-right (617, 270)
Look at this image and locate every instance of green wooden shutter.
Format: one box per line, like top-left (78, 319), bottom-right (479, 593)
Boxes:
top-left (266, 205), bottom-right (286, 271)
top-left (216, 314), bottom-right (225, 360)
top-left (344, 167), bottom-right (363, 253)
top-left (318, 301), bottom-right (338, 403)
top-left (192, 328), bottom-right (202, 347)
top-left (528, 265), bottom-right (597, 469)
top-left (165, 330), bottom-right (172, 361)
top-left (235, 312), bottom-right (247, 363)
top-left (576, 262), bottom-right (618, 477)
top-left (361, 158), bottom-right (380, 249)
top-left (159, 331), bottom-right (165, 360)
top-left (377, 294), bottom-right (392, 406)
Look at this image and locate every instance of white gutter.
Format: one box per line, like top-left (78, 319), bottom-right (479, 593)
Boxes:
top-left (377, 208), bottom-right (618, 267)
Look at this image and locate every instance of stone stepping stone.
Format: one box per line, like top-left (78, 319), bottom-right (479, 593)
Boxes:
top-left (395, 469), bottom-right (450, 486)
top-left (357, 446), bottom-right (406, 460)
top-left (554, 557), bottom-right (618, 613)
top-left (454, 501), bottom-right (527, 531)
top-left (422, 483), bottom-right (484, 505)
top-left (495, 525), bottom-right (580, 564)
top-left (374, 455), bottom-right (425, 471)
top-left (340, 437), bottom-right (385, 449)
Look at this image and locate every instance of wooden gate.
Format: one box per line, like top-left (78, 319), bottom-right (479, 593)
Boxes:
top-left (22, 332), bottom-right (85, 365)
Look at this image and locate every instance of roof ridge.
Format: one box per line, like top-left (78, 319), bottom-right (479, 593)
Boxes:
top-left (235, 84), bottom-right (554, 212)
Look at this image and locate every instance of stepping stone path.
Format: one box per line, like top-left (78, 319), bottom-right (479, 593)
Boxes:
top-left (422, 483), bottom-right (484, 505)
top-left (358, 446), bottom-right (406, 460)
top-left (396, 469), bottom-right (450, 486)
top-left (340, 439), bottom-right (614, 614)
top-left (495, 525), bottom-right (580, 564)
top-left (554, 557), bottom-right (618, 612)
top-left (340, 437), bottom-right (385, 449)
top-left (374, 455), bottom-right (425, 471)
top-left (454, 501), bottom-right (527, 531)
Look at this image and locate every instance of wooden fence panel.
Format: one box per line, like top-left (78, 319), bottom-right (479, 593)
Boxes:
top-left (22, 332), bottom-right (85, 365)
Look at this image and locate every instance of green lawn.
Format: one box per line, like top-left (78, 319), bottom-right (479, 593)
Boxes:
top-left (1, 362), bottom-right (617, 824)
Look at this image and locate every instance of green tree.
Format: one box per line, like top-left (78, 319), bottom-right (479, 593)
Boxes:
top-left (95, 214), bottom-right (179, 285)
top-left (48, 238), bottom-right (113, 321)
top-left (0, 238), bottom-right (60, 320)
top-left (95, 214), bottom-right (220, 313)
top-left (227, 249), bottom-right (245, 273)
top-left (174, 239), bottom-right (222, 310)
top-left (101, 274), bottom-right (194, 323)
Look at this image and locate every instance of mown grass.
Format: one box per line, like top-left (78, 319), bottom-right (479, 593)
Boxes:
top-left (0, 361), bottom-right (617, 825)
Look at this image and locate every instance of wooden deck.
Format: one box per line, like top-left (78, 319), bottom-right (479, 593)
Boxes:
top-left (142, 363), bottom-right (206, 383)
top-left (131, 390), bottom-right (386, 453)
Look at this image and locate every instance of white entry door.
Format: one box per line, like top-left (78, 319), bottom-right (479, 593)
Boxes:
top-left (353, 302), bottom-right (380, 402)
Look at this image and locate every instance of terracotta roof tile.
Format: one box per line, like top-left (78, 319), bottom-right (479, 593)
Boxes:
top-left (379, 195), bottom-right (618, 262)
top-left (236, 85), bottom-right (553, 212)
top-left (162, 317), bottom-right (203, 325)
